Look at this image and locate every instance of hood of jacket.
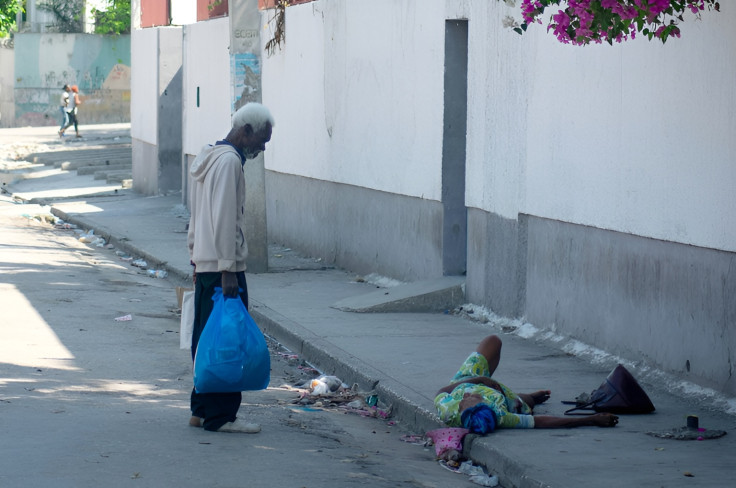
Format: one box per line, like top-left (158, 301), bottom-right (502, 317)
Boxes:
top-left (190, 144), bottom-right (240, 182)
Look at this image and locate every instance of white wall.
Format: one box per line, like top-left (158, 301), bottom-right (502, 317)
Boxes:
top-left (523, 11), bottom-right (736, 252)
top-left (264, 0), bottom-right (735, 254)
top-left (0, 44), bottom-right (14, 128)
top-left (182, 17), bottom-right (232, 156)
top-left (130, 28), bottom-right (158, 144)
top-left (461, 4), bottom-right (736, 253)
top-left (462, 1), bottom-right (531, 224)
top-left (263, 0), bottom-right (446, 201)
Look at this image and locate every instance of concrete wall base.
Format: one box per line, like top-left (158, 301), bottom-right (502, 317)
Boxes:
top-left (466, 208), bottom-right (527, 318)
top-left (524, 215), bottom-right (736, 396)
top-left (265, 170), bottom-right (444, 281)
top-left (132, 138), bottom-right (157, 195)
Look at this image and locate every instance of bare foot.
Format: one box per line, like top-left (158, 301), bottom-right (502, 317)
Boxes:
top-left (530, 390), bottom-right (551, 406)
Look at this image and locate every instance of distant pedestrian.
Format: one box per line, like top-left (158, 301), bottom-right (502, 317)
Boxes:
top-left (187, 102), bottom-right (274, 433)
top-left (58, 85), bottom-right (70, 137)
top-left (435, 335), bottom-right (619, 432)
top-left (60, 85), bottom-right (81, 138)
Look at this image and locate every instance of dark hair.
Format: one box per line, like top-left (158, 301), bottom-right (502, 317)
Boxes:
top-left (461, 404), bottom-right (497, 434)
top-left (63, 84), bottom-right (70, 90)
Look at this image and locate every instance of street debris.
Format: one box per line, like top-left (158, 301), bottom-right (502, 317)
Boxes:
top-left (438, 459), bottom-right (499, 487)
top-left (646, 426), bottom-right (726, 441)
top-left (77, 230), bottom-right (106, 247)
top-left (45, 216), bottom-right (171, 280)
top-left (114, 314), bottom-right (133, 322)
top-left (399, 434), bottom-right (424, 445)
top-left (425, 427), bottom-right (469, 458)
top-left (291, 377), bottom-right (393, 419)
top-left (267, 339), bottom-right (393, 420)
top-left (424, 429), bottom-right (500, 485)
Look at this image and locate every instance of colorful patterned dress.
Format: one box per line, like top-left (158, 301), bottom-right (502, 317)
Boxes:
top-left (434, 352), bottom-right (535, 429)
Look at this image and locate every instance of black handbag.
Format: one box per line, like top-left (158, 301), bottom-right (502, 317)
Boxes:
top-left (563, 364), bottom-right (655, 415)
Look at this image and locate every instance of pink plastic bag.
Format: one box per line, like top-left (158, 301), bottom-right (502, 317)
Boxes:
top-left (425, 427), bottom-right (470, 457)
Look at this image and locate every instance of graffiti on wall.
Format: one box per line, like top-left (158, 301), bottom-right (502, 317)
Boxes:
top-left (13, 33), bottom-right (131, 127)
top-left (231, 53), bottom-right (261, 112)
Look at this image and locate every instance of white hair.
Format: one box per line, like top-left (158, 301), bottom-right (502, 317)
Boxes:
top-left (232, 102), bottom-right (275, 133)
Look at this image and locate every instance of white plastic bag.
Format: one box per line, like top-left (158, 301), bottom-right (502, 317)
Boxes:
top-left (180, 290), bottom-right (195, 349)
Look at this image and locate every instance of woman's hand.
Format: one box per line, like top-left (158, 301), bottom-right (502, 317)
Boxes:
top-left (591, 413), bottom-right (619, 427)
top-left (436, 376), bottom-right (502, 396)
top-left (533, 413), bottom-right (619, 429)
top-left (477, 377), bottom-right (502, 391)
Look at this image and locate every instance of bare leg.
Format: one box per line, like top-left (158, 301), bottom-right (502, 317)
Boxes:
top-left (476, 335), bottom-right (502, 377)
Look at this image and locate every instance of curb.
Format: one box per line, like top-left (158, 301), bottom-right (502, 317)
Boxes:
top-left (49, 205), bottom-right (192, 286)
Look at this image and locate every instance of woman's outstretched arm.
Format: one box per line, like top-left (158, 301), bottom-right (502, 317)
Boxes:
top-left (533, 413), bottom-right (619, 429)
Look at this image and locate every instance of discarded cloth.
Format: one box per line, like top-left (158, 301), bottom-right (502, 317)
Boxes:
top-left (425, 427), bottom-right (470, 457)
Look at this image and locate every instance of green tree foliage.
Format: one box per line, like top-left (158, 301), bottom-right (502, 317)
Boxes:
top-left (93, 0), bottom-right (130, 35)
top-left (0, 0), bottom-right (22, 37)
top-left (38, 0), bottom-right (84, 33)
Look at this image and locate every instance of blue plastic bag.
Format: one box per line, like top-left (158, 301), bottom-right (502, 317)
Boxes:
top-left (193, 288), bottom-right (270, 393)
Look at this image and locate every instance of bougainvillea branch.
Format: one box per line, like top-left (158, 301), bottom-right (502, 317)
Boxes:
top-left (505, 0), bottom-right (720, 45)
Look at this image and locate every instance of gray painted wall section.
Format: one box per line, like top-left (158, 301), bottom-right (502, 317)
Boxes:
top-left (524, 216), bottom-right (736, 395)
top-left (0, 43), bottom-right (15, 128)
top-left (265, 171), bottom-right (443, 281)
top-left (441, 20), bottom-right (468, 277)
top-left (132, 139), bottom-right (157, 195)
top-left (465, 207), bottom-right (527, 318)
top-left (232, 0), bottom-right (268, 273)
top-left (157, 28), bottom-right (183, 194)
top-left (132, 27), bottom-right (182, 196)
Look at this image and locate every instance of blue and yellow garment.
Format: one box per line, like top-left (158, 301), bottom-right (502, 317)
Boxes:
top-left (434, 352), bottom-right (535, 429)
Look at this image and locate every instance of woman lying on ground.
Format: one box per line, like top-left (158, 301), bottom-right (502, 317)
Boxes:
top-left (434, 335), bottom-right (619, 433)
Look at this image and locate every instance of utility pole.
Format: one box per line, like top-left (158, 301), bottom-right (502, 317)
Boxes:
top-left (230, 0), bottom-right (268, 273)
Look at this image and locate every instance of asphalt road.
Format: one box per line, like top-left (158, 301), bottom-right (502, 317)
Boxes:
top-left (0, 206), bottom-right (477, 488)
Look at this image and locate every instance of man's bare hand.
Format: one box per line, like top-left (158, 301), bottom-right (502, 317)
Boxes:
top-left (221, 271), bottom-right (239, 297)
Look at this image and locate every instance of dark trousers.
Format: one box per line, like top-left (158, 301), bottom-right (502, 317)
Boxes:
top-left (190, 271), bottom-right (249, 431)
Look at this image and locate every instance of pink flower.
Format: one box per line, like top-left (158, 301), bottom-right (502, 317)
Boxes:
top-left (511, 0), bottom-right (717, 45)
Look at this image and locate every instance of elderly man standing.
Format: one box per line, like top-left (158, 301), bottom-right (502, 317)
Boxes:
top-left (187, 102), bottom-right (274, 433)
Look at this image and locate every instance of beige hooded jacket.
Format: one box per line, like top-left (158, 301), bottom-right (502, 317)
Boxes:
top-left (187, 144), bottom-right (248, 273)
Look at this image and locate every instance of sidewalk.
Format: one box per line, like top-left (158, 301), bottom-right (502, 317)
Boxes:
top-left (3, 126), bottom-right (735, 488)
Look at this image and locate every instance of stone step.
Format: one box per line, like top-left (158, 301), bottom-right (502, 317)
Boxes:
top-left (94, 168), bottom-right (133, 180)
top-left (105, 171), bottom-right (133, 183)
top-left (31, 146), bottom-right (131, 164)
top-left (331, 276), bottom-right (466, 313)
top-left (80, 163), bottom-right (132, 176)
top-left (59, 157), bottom-right (132, 170)
top-left (47, 153), bottom-right (132, 167)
